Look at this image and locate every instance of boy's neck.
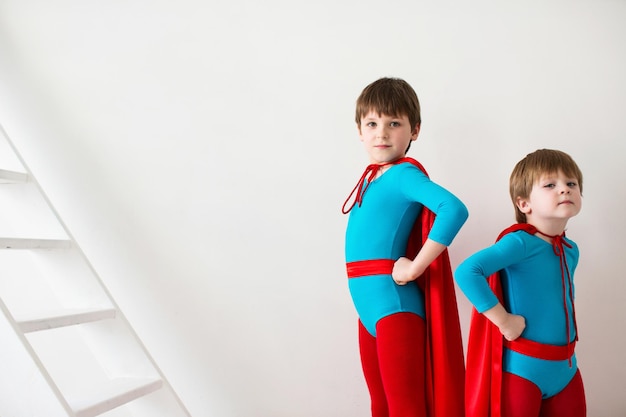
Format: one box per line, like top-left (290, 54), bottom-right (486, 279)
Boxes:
top-left (375, 164), bottom-right (392, 178)
top-left (526, 219), bottom-right (568, 242)
top-left (368, 156), bottom-right (409, 178)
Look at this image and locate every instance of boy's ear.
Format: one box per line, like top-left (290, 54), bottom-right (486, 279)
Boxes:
top-left (516, 196), bottom-right (531, 214)
top-left (411, 124), bottom-right (421, 141)
top-left (357, 123), bottom-right (363, 140)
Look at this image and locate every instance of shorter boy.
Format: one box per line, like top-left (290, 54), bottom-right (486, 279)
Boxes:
top-left (455, 149), bottom-right (586, 417)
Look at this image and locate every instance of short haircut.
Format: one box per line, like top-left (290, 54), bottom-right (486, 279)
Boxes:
top-left (355, 77), bottom-right (421, 130)
top-left (509, 149), bottom-right (583, 223)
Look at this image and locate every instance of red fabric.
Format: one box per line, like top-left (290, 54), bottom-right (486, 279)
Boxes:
top-left (465, 223), bottom-right (538, 417)
top-left (401, 157), bottom-right (466, 417)
top-left (346, 259), bottom-right (395, 278)
top-left (504, 337), bottom-right (575, 361)
top-left (360, 313), bottom-right (428, 417)
top-left (500, 370), bottom-right (586, 417)
top-left (500, 372), bottom-right (543, 417)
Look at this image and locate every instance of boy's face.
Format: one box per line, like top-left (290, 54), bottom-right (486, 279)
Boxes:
top-left (358, 111), bottom-right (419, 164)
top-left (516, 170), bottom-right (582, 229)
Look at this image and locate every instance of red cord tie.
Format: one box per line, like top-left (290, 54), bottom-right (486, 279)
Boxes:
top-left (535, 230), bottom-right (578, 366)
top-left (342, 162), bottom-right (391, 214)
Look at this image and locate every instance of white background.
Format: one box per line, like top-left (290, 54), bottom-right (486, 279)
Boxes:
top-left (0, 1), bottom-right (625, 415)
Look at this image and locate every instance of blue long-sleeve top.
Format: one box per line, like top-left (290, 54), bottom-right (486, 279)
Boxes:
top-left (455, 230), bottom-right (578, 346)
top-left (345, 162), bottom-right (468, 335)
top-left (345, 162), bottom-right (468, 262)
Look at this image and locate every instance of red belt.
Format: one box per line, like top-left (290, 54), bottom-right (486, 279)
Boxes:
top-left (346, 259), bottom-right (394, 278)
top-left (504, 337), bottom-right (576, 361)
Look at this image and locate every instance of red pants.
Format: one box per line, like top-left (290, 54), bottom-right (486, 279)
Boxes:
top-left (359, 312), bottom-right (427, 417)
top-left (501, 369), bottom-right (586, 417)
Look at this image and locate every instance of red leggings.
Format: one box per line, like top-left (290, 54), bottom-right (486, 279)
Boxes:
top-left (501, 369), bottom-right (586, 417)
top-left (359, 312), bottom-right (426, 417)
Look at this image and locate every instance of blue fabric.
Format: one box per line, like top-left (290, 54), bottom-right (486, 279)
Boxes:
top-left (345, 162), bottom-right (468, 336)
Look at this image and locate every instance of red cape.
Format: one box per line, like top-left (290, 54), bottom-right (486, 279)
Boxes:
top-left (465, 223), bottom-right (537, 417)
top-left (402, 157), bottom-right (466, 417)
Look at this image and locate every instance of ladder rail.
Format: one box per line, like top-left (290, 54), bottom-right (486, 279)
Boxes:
top-left (0, 122), bottom-right (192, 416)
top-left (0, 296), bottom-right (76, 416)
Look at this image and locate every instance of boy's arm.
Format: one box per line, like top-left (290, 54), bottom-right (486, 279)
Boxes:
top-left (399, 166), bottom-right (469, 246)
top-left (454, 234), bottom-right (527, 341)
top-left (393, 167), bottom-right (468, 284)
top-left (392, 238), bottom-right (445, 284)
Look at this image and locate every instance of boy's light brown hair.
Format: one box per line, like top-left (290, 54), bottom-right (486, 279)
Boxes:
top-left (355, 77), bottom-right (421, 130)
top-left (510, 149), bottom-right (583, 223)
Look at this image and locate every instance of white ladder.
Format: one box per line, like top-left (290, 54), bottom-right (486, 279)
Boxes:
top-left (0, 124), bottom-right (191, 417)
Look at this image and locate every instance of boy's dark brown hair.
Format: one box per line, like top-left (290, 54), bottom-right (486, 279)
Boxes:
top-left (510, 149), bottom-right (583, 223)
top-left (355, 77), bottom-right (421, 130)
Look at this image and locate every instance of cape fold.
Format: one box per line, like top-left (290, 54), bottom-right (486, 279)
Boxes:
top-left (403, 157), bottom-right (466, 417)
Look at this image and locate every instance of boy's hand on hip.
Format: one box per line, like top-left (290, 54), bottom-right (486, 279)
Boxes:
top-left (483, 303), bottom-right (526, 341)
top-left (498, 313), bottom-right (526, 341)
top-left (392, 257), bottom-right (422, 285)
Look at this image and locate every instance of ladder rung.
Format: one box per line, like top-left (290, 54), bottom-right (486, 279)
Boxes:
top-left (0, 168), bottom-right (28, 183)
top-left (16, 308), bottom-right (117, 333)
top-left (68, 377), bottom-right (163, 417)
top-left (0, 237), bottom-right (72, 249)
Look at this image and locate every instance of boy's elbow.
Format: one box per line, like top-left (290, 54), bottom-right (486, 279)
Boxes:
top-left (453, 263), bottom-right (467, 285)
top-left (454, 261), bottom-right (481, 285)
top-left (452, 200), bottom-right (469, 225)
top-left (437, 198), bottom-right (468, 223)
top-left (458, 203), bottom-right (469, 223)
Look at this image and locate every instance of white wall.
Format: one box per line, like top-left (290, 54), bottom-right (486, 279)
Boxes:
top-left (1, 1), bottom-right (625, 416)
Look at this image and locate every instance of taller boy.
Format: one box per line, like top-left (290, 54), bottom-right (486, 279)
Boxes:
top-left (343, 77), bottom-right (468, 417)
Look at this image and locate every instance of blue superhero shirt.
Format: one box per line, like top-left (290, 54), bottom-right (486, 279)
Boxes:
top-left (345, 161), bottom-right (468, 336)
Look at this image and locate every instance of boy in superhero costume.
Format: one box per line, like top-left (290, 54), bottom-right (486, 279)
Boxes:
top-left (455, 149), bottom-right (587, 417)
top-left (343, 77), bottom-right (468, 417)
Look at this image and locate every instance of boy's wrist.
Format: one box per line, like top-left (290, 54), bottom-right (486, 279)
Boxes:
top-left (409, 261), bottom-right (425, 281)
top-left (484, 303), bottom-right (509, 329)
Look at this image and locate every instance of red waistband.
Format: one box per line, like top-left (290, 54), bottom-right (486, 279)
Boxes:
top-left (346, 259), bottom-right (394, 278)
top-left (504, 337), bottom-right (576, 361)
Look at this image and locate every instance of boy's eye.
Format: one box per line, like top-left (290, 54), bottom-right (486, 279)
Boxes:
top-left (390, 121), bottom-right (401, 127)
top-left (366, 122), bottom-right (377, 128)
top-left (543, 183), bottom-right (555, 188)
top-left (568, 182), bottom-right (578, 187)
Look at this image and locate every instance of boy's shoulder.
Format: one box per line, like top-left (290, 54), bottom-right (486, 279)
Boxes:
top-left (386, 162), bottom-right (430, 187)
top-left (396, 157), bottom-right (425, 170)
top-left (391, 159), bottom-right (429, 175)
top-left (496, 229), bottom-right (529, 247)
